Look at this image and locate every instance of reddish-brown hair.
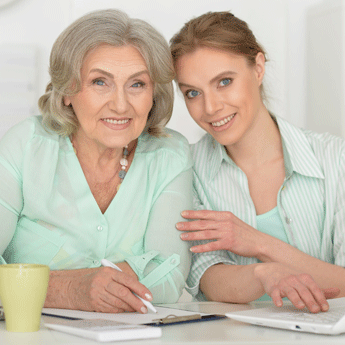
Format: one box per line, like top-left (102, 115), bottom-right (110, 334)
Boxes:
top-left (170, 11), bottom-right (267, 97)
top-left (170, 11), bottom-right (266, 66)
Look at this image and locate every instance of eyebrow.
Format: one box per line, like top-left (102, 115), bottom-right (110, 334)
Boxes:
top-left (178, 71), bottom-right (237, 89)
top-left (89, 68), bottom-right (150, 80)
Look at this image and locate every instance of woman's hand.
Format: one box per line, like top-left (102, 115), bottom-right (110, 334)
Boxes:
top-left (254, 263), bottom-right (340, 313)
top-left (69, 267), bottom-right (153, 313)
top-left (176, 210), bottom-right (271, 258)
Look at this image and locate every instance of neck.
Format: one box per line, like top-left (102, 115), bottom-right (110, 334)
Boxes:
top-left (71, 131), bottom-right (136, 172)
top-left (226, 109), bottom-right (283, 169)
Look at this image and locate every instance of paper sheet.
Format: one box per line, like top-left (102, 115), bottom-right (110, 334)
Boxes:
top-left (42, 306), bottom-right (205, 325)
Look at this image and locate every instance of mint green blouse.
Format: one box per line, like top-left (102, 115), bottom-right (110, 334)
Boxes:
top-left (0, 116), bottom-right (193, 303)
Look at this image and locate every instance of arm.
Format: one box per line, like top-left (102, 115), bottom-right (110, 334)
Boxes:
top-left (0, 204), bottom-right (18, 257)
top-left (44, 266), bottom-right (153, 313)
top-left (125, 169), bottom-right (193, 303)
top-left (178, 210), bottom-right (341, 312)
top-left (0, 146), bottom-right (25, 261)
top-left (179, 210), bottom-right (345, 291)
top-left (200, 263), bottom-right (264, 303)
top-left (200, 262), bottom-right (339, 312)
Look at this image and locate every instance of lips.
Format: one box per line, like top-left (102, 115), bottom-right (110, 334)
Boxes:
top-left (211, 113), bottom-right (236, 127)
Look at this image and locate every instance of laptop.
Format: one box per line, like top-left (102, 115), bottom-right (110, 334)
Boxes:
top-left (225, 297), bottom-right (345, 335)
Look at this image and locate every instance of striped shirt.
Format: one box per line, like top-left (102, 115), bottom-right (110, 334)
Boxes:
top-left (187, 116), bottom-right (345, 300)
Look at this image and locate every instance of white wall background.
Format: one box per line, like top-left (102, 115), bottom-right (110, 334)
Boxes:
top-left (1, 0), bottom-right (343, 143)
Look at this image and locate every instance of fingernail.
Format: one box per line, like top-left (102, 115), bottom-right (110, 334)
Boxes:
top-left (321, 304), bottom-right (329, 312)
top-left (297, 302), bottom-right (305, 309)
top-left (181, 211), bottom-right (188, 217)
top-left (180, 234), bottom-right (188, 239)
top-left (190, 247), bottom-right (195, 252)
top-left (145, 293), bottom-right (153, 301)
top-left (311, 304), bottom-right (319, 312)
top-left (176, 223), bottom-right (183, 229)
top-left (141, 306), bottom-right (148, 314)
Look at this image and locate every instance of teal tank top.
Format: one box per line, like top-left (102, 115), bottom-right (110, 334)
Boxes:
top-left (256, 207), bottom-right (288, 301)
top-left (256, 207), bottom-right (288, 243)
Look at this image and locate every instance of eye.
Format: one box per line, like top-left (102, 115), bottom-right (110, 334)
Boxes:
top-left (219, 78), bottom-right (232, 87)
top-left (92, 79), bottom-right (105, 86)
top-left (132, 81), bottom-right (145, 88)
top-left (186, 90), bottom-right (200, 99)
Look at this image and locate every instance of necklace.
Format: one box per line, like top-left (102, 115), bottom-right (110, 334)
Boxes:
top-left (117, 145), bottom-right (129, 191)
top-left (71, 138), bottom-right (130, 192)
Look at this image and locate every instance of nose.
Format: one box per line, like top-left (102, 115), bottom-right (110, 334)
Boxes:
top-left (204, 90), bottom-right (223, 116)
top-left (108, 88), bottom-right (129, 114)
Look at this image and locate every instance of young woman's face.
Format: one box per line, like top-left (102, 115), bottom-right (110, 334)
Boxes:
top-left (64, 44), bottom-right (154, 150)
top-left (175, 47), bottom-right (266, 149)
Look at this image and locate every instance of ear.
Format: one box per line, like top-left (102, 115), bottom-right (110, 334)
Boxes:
top-left (63, 96), bottom-right (71, 106)
top-left (254, 52), bottom-right (265, 86)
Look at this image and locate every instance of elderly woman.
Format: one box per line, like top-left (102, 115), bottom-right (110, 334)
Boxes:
top-left (171, 11), bottom-right (344, 313)
top-left (0, 9), bottom-right (192, 313)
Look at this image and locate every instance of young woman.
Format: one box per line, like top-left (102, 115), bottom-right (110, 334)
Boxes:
top-left (170, 11), bottom-right (344, 313)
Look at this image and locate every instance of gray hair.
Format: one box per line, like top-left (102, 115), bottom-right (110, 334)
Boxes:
top-left (39, 9), bottom-right (174, 137)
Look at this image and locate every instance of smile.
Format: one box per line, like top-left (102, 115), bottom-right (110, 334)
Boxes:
top-left (102, 118), bottom-right (130, 125)
top-left (211, 114), bottom-right (236, 127)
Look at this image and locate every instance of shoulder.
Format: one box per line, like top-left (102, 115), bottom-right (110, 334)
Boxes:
top-left (191, 132), bottom-right (214, 155)
top-left (277, 116), bottom-right (345, 173)
top-left (190, 133), bottom-right (218, 169)
top-left (305, 130), bottom-right (345, 175)
top-left (0, 116), bottom-right (59, 153)
top-left (0, 116), bottom-right (61, 169)
top-left (303, 129), bottom-right (345, 156)
top-left (278, 116), bottom-right (344, 148)
top-left (0, 116), bottom-right (60, 178)
top-left (0, 116), bottom-right (58, 147)
top-left (138, 128), bottom-right (192, 166)
top-left (139, 128), bottom-right (189, 152)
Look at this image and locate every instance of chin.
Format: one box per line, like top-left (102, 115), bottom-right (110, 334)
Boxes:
top-left (211, 132), bottom-right (238, 148)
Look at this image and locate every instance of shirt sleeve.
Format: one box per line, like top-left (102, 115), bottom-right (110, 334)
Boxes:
top-left (125, 168), bottom-right (193, 303)
top-left (333, 148), bottom-right (345, 266)
top-left (0, 121), bottom-right (27, 262)
top-left (185, 181), bottom-right (235, 301)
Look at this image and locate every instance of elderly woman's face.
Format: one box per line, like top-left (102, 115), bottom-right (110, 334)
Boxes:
top-left (64, 44), bottom-right (154, 149)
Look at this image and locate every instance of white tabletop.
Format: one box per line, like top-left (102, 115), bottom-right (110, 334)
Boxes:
top-left (1, 301), bottom-right (345, 345)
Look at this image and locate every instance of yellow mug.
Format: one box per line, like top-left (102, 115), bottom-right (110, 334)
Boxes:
top-left (0, 264), bottom-right (49, 332)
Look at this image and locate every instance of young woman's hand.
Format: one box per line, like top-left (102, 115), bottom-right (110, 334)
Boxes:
top-left (68, 267), bottom-right (153, 313)
top-left (176, 210), bottom-right (271, 258)
top-left (254, 263), bottom-right (340, 313)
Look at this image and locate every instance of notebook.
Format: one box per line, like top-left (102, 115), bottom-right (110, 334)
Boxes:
top-left (44, 318), bottom-right (162, 342)
top-left (225, 297), bottom-right (345, 335)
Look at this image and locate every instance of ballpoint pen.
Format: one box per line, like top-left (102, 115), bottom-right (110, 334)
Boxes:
top-left (101, 259), bottom-right (157, 313)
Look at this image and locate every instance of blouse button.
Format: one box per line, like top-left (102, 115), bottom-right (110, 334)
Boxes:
top-left (285, 217), bottom-right (292, 224)
top-left (97, 225), bottom-right (103, 232)
top-left (170, 258), bottom-right (177, 265)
